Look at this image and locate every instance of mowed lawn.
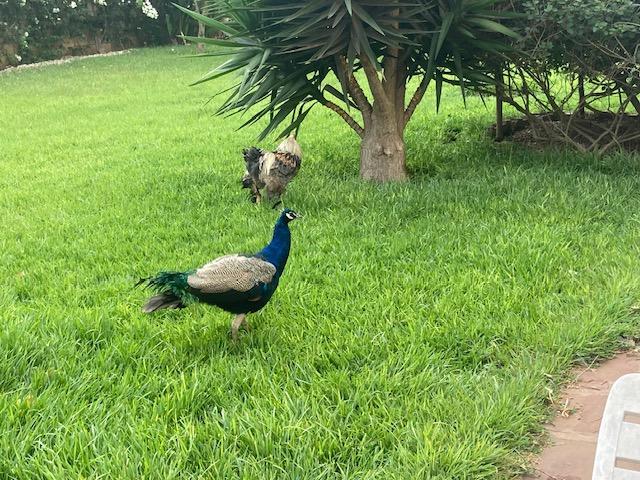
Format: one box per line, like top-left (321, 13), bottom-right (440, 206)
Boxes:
top-left (1, 47), bottom-right (639, 479)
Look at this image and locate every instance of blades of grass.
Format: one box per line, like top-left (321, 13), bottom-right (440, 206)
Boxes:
top-left (180, 50), bottom-right (237, 58)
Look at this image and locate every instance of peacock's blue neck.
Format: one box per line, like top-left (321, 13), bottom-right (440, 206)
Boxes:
top-left (258, 219), bottom-right (291, 276)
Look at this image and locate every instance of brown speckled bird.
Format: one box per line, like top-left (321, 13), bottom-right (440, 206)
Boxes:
top-left (241, 136), bottom-right (302, 204)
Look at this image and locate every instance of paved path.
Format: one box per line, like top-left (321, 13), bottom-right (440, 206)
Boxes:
top-left (524, 351), bottom-right (640, 480)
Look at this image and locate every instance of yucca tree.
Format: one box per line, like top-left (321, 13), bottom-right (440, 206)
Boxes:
top-left (177, 0), bottom-right (518, 181)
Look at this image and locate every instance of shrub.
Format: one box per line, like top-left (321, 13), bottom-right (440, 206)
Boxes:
top-left (0, 0), bottom-right (199, 66)
top-left (490, 0), bottom-right (640, 152)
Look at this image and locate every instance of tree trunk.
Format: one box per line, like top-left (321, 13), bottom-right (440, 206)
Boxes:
top-left (495, 66), bottom-right (504, 142)
top-left (197, 20), bottom-right (205, 53)
top-left (577, 73), bottom-right (586, 118)
top-left (360, 132), bottom-right (406, 182)
top-left (354, 51), bottom-right (408, 182)
top-left (194, 0), bottom-right (205, 53)
top-left (360, 107), bottom-right (407, 182)
top-left (359, 108), bottom-right (407, 182)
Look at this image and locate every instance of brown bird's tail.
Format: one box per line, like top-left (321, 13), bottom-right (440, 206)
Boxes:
top-left (142, 293), bottom-right (185, 313)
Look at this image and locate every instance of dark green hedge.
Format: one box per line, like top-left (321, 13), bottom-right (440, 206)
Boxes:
top-left (0, 0), bottom-right (198, 66)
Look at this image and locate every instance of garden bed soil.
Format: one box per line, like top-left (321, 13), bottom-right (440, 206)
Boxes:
top-left (491, 114), bottom-right (640, 152)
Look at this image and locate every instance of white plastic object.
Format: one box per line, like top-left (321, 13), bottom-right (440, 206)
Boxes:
top-left (593, 373), bottom-right (640, 479)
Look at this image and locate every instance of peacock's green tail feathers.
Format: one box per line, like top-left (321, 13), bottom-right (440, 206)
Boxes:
top-left (138, 270), bottom-right (198, 304)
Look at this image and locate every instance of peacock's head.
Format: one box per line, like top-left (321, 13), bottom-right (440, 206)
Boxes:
top-left (281, 209), bottom-right (301, 224)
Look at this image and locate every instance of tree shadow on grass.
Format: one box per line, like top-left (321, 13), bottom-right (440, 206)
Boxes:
top-left (164, 107), bottom-right (640, 195)
top-left (407, 118), bottom-right (640, 182)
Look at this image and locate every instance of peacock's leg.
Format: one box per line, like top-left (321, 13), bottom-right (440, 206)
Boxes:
top-left (241, 315), bottom-right (251, 332)
top-left (231, 314), bottom-right (246, 341)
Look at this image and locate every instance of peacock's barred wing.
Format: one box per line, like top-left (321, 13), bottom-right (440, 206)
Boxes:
top-left (187, 255), bottom-right (276, 293)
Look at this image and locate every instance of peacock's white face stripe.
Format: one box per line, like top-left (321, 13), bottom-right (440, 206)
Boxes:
top-left (285, 211), bottom-right (298, 221)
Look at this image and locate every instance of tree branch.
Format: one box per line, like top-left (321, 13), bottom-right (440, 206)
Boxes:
top-left (383, 48), bottom-right (399, 99)
top-left (384, 7), bottom-right (402, 123)
top-left (382, 46), bottom-right (407, 130)
top-left (495, 66), bottom-right (504, 141)
top-left (621, 85), bottom-right (640, 115)
top-left (390, 51), bottom-right (406, 132)
top-left (335, 55), bottom-right (372, 121)
top-left (321, 99), bottom-right (365, 137)
top-left (360, 54), bottom-right (391, 112)
top-left (403, 74), bottom-right (430, 127)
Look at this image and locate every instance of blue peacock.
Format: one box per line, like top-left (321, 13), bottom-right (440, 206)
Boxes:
top-left (137, 209), bottom-right (300, 339)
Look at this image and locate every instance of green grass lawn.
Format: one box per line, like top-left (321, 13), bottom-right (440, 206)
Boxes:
top-left (1, 46), bottom-right (639, 479)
